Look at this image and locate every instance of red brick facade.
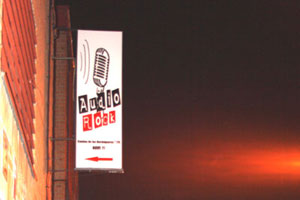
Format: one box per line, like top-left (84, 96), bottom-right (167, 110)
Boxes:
top-left (0, 1), bottom-right (78, 200)
top-left (51, 5), bottom-right (78, 200)
top-left (1, 0), bottom-right (37, 168)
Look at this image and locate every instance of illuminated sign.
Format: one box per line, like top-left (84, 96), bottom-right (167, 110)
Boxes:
top-left (76, 30), bottom-right (123, 172)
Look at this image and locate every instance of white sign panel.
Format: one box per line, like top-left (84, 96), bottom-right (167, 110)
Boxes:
top-left (76, 30), bottom-right (123, 171)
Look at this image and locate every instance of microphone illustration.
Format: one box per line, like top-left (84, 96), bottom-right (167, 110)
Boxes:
top-left (93, 48), bottom-right (110, 93)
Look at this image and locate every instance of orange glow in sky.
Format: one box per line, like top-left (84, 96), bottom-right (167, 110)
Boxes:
top-left (189, 141), bottom-right (300, 185)
top-left (136, 138), bottom-right (300, 199)
top-left (146, 138), bottom-right (300, 185)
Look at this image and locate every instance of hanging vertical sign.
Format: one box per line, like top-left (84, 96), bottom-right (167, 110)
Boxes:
top-left (75, 30), bottom-right (123, 172)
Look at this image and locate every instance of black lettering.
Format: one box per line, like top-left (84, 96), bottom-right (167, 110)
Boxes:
top-left (112, 88), bottom-right (121, 107)
top-left (106, 90), bottom-right (112, 108)
top-left (89, 98), bottom-right (97, 111)
top-left (97, 92), bottom-right (106, 111)
top-left (78, 95), bottom-right (88, 113)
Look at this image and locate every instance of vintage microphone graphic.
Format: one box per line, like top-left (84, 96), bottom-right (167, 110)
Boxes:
top-left (93, 48), bottom-right (110, 93)
top-left (93, 48), bottom-right (110, 111)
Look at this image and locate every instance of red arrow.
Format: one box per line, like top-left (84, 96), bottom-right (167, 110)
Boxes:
top-left (85, 157), bottom-right (113, 162)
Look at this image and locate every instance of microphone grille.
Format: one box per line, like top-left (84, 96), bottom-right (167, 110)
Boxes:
top-left (93, 48), bottom-right (110, 87)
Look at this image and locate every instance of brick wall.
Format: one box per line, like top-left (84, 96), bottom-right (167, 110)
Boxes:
top-left (0, 3), bottom-right (77, 200)
top-left (53, 29), bottom-right (69, 199)
top-left (0, 0), bottom-right (51, 199)
top-left (47, 2), bottom-right (55, 199)
top-left (31, 0), bottom-right (50, 199)
top-left (52, 5), bottom-right (78, 200)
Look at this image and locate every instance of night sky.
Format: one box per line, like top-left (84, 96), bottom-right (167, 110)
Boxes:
top-left (65, 0), bottom-right (300, 199)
